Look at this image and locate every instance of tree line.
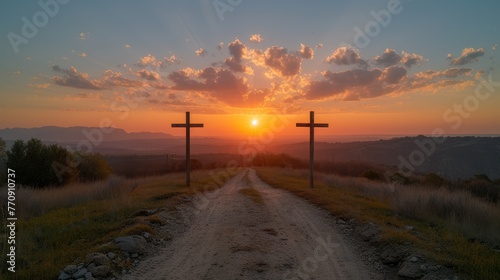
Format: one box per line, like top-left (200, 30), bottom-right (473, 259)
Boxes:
top-left (0, 138), bottom-right (112, 188)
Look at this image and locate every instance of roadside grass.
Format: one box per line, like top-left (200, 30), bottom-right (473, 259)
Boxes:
top-left (255, 167), bottom-right (500, 280)
top-left (0, 168), bottom-right (237, 279)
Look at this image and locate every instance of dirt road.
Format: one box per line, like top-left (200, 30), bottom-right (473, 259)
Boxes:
top-left (124, 169), bottom-right (381, 280)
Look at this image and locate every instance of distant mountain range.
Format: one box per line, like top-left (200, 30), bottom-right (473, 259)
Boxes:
top-left (0, 126), bottom-right (175, 142)
top-left (1, 126), bottom-right (499, 179)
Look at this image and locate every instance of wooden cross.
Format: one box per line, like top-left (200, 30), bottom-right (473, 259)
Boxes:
top-left (296, 111), bottom-right (329, 189)
top-left (171, 112), bottom-right (204, 187)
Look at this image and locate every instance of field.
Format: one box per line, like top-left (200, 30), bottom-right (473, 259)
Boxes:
top-left (255, 167), bottom-right (500, 280)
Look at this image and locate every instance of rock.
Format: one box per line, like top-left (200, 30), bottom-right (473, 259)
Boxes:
top-left (58, 271), bottom-right (72, 280)
top-left (131, 253), bottom-right (139, 258)
top-left (143, 232), bottom-right (151, 240)
top-left (359, 224), bottom-right (380, 242)
top-left (86, 252), bottom-right (111, 266)
top-left (115, 235), bottom-right (147, 254)
top-left (63, 264), bottom-right (78, 274)
top-left (85, 271), bottom-right (93, 279)
top-left (405, 225), bottom-right (415, 231)
top-left (88, 263), bottom-right (96, 270)
top-left (89, 265), bottom-right (110, 278)
top-left (398, 254), bottom-right (426, 279)
top-left (107, 252), bottom-right (116, 260)
top-left (72, 267), bottom-right (88, 279)
top-left (380, 246), bottom-right (407, 264)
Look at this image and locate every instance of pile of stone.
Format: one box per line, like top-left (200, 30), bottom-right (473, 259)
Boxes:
top-left (58, 234), bottom-right (149, 280)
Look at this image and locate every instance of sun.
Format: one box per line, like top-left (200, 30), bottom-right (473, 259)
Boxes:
top-left (251, 119), bottom-right (259, 126)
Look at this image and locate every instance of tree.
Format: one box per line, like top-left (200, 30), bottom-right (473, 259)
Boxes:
top-left (6, 138), bottom-right (78, 187)
top-left (77, 153), bottom-right (112, 182)
top-left (0, 138), bottom-right (6, 158)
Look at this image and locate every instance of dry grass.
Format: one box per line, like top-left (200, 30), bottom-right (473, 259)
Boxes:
top-left (0, 168), bottom-right (236, 279)
top-left (255, 167), bottom-right (500, 280)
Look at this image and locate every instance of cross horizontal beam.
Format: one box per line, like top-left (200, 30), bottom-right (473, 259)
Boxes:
top-left (171, 124), bottom-right (204, 128)
top-left (296, 123), bottom-right (328, 127)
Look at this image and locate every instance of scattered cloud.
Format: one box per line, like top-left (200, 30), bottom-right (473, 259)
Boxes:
top-left (224, 39), bottom-right (251, 73)
top-left (195, 48), bottom-right (207, 56)
top-left (316, 43), bottom-right (324, 49)
top-left (380, 66), bottom-right (407, 84)
top-left (217, 42), bottom-right (224, 50)
top-left (28, 83), bottom-right (50, 89)
top-left (448, 47), bottom-right (485, 65)
top-left (79, 32), bottom-right (88, 40)
top-left (13, 70), bottom-right (22, 75)
top-left (401, 51), bottom-right (424, 67)
top-left (52, 66), bottom-right (143, 90)
top-left (52, 65), bottom-right (103, 90)
top-left (493, 44), bottom-right (498, 51)
top-left (125, 44), bottom-right (132, 48)
top-left (249, 34), bottom-right (263, 43)
top-left (164, 55), bottom-right (181, 65)
top-left (101, 70), bottom-right (143, 88)
top-left (79, 52), bottom-right (87, 58)
top-left (298, 44), bottom-right (314, 59)
top-left (326, 46), bottom-right (367, 67)
top-left (168, 67), bottom-right (266, 107)
top-left (373, 48), bottom-right (402, 67)
top-left (260, 46), bottom-right (302, 77)
top-left (136, 69), bottom-right (160, 81)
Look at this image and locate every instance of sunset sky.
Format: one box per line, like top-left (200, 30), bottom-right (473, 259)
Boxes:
top-left (1, 0), bottom-right (499, 138)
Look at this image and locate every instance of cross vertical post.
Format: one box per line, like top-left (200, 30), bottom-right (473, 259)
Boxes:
top-left (296, 111), bottom-right (329, 189)
top-left (171, 112), bottom-right (204, 187)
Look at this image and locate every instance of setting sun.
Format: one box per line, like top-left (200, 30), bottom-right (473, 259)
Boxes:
top-left (251, 119), bottom-right (259, 127)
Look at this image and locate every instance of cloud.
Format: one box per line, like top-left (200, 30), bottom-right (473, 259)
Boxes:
top-left (224, 39), bottom-right (252, 73)
top-left (195, 48), bottom-right (207, 57)
top-left (168, 67), bottom-right (266, 107)
top-left (326, 47), bottom-right (367, 66)
top-left (52, 65), bottom-right (103, 90)
top-left (261, 46), bottom-right (302, 77)
top-left (137, 69), bottom-right (160, 81)
top-left (79, 52), bottom-right (87, 58)
top-left (380, 66), bottom-right (407, 84)
top-left (13, 70), bottom-right (22, 75)
top-left (316, 44), bottom-right (324, 49)
top-left (306, 68), bottom-right (383, 100)
top-left (28, 83), bottom-right (50, 89)
top-left (449, 47), bottom-right (485, 65)
top-left (79, 32), bottom-right (87, 40)
top-left (72, 92), bottom-right (104, 100)
top-left (250, 34), bottom-right (263, 43)
top-left (493, 44), bottom-right (498, 51)
top-left (401, 51), bottom-right (424, 67)
top-left (298, 44), bottom-right (314, 59)
top-left (373, 48), bottom-right (402, 67)
top-left (217, 42), bottom-right (224, 50)
top-left (124, 44), bottom-right (132, 48)
top-left (101, 70), bottom-right (143, 88)
top-left (52, 66), bottom-right (143, 90)
top-left (164, 55), bottom-right (181, 65)
top-left (137, 54), bottom-right (160, 68)
top-left (136, 54), bottom-right (179, 68)
top-left (415, 68), bottom-right (472, 79)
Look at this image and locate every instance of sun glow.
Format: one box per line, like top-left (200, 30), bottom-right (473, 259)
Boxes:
top-left (251, 119), bottom-right (259, 126)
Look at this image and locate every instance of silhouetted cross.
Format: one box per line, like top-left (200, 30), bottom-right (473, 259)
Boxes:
top-left (171, 112), bottom-right (204, 187)
top-left (296, 111), bottom-right (329, 189)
